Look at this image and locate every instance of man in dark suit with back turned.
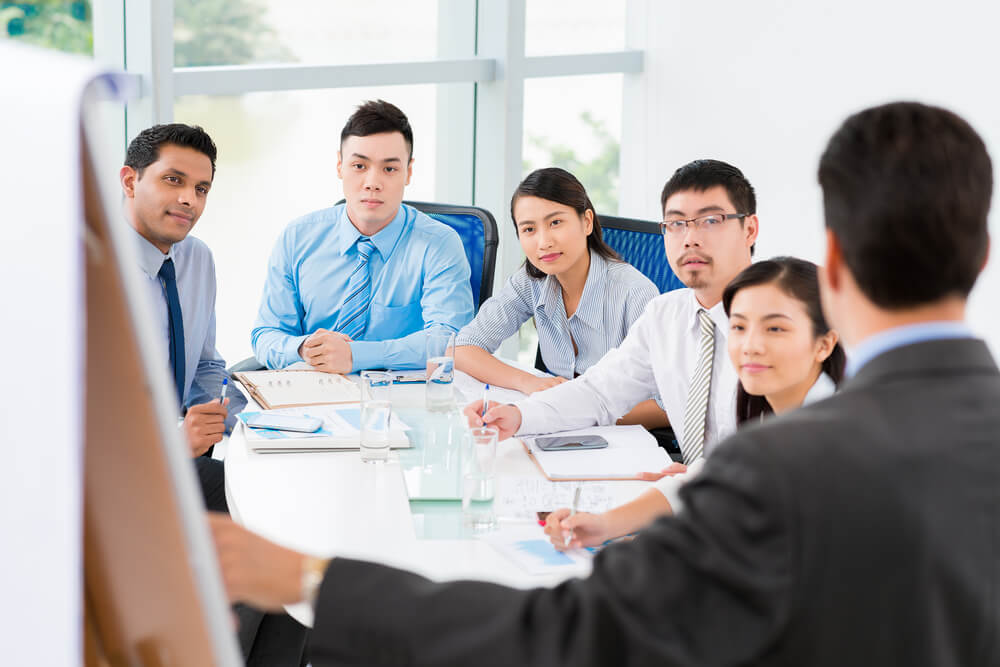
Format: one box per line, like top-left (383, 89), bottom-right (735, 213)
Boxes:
top-left (210, 101), bottom-right (1000, 666)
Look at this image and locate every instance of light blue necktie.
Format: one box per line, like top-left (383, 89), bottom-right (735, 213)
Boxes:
top-left (335, 237), bottom-right (375, 340)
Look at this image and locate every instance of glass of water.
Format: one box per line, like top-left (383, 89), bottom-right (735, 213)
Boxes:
top-left (425, 328), bottom-right (455, 412)
top-left (462, 426), bottom-right (498, 532)
top-left (360, 370), bottom-right (393, 403)
top-left (360, 399), bottom-right (392, 463)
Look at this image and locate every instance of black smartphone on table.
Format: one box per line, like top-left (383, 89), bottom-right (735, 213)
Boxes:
top-left (534, 435), bottom-right (609, 451)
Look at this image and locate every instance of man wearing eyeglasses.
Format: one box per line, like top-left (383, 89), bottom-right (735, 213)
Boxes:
top-left (466, 159), bottom-right (758, 486)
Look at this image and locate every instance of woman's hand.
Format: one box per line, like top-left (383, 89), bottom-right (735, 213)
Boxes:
top-left (543, 508), bottom-right (611, 551)
top-left (517, 374), bottom-right (568, 395)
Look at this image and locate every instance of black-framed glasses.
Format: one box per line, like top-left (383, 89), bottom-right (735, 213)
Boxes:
top-left (660, 213), bottom-right (748, 236)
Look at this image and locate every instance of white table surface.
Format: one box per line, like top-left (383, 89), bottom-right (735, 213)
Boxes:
top-left (225, 374), bottom-right (653, 626)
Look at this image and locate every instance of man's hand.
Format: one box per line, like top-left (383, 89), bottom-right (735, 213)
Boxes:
top-left (516, 374), bottom-right (568, 395)
top-left (298, 328), bottom-right (353, 374)
top-left (183, 398), bottom-right (229, 457)
top-left (543, 509), bottom-right (611, 551)
top-left (208, 513), bottom-right (310, 611)
top-left (462, 401), bottom-right (522, 441)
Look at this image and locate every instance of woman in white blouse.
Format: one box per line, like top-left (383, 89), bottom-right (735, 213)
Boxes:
top-left (545, 257), bottom-right (846, 549)
top-left (455, 167), bottom-right (668, 429)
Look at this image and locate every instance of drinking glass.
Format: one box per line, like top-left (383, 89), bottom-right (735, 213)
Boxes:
top-left (425, 329), bottom-right (455, 412)
top-left (360, 399), bottom-right (392, 463)
top-left (462, 426), bottom-right (498, 531)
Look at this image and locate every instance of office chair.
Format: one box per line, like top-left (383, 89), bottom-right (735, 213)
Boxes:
top-left (599, 214), bottom-right (685, 293)
top-left (229, 200), bottom-right (499, 374)
top-left (404, 200), bottom-right (498, 309)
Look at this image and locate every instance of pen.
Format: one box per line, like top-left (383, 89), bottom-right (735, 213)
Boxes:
top-left (481, 384), bottom-right (490, 421)
top-left (219, 378), bottom-right (228, 404)
top-left (565, 485), bottom-right (581, 547)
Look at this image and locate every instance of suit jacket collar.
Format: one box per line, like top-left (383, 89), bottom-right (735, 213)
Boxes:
top-left (844, 337), bottom-right (998, 392)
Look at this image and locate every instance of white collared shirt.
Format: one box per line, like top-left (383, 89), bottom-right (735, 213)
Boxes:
top-left (515, 288), bottom-right (739, 450)
top-left (654, 370), bottom-right (838, 510)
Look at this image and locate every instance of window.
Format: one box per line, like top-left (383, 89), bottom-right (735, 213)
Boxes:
top-left (173, 0), bottom-right (439, 67)
top-left (525, 0), bottom-right (624, 56)
top-left (2, 0), bottom-right (93, 55)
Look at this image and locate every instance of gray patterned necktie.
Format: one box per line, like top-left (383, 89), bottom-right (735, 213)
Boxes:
top-left (680, 308), bottom-right (715, 464)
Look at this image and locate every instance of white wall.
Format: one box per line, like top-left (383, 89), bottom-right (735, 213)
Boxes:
top-left (621, 0), bottom-right (1000, 352)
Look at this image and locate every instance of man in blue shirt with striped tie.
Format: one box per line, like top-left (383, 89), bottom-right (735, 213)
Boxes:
top-left (252, 100), bottom-right (475, 373)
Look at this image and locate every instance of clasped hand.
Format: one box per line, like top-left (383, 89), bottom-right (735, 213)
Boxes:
top-left (299, 328), bottom-right (353, 374)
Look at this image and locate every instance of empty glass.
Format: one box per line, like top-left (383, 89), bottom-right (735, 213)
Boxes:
top-left (360, 399), bottom-right (392, 463)
top-left (462, 426), bottom-right (498, 532)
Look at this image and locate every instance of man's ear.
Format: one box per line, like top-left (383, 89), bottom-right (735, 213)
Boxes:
top-left (336, 151), bottom-right (343, 180)
top-left (405, 158), bottom-right (413, 186)
top-left (744, 214), bottom-right (760, 249)
top-left (120, 166), bottom-right (137, 198)
top-left (823, 228), bottom-right (843, 292)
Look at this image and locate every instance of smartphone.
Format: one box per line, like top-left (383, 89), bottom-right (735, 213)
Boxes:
top-left (244, 413), bottom-right (323, 433)
top-left (535, 435), bottom-right (609, 451)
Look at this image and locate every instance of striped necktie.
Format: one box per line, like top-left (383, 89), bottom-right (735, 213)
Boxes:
top-left (680, 308), bottom-right (715, 464)
top-left (334, 237), bottom-right (375, 340)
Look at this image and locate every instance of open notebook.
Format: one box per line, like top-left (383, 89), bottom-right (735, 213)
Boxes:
top-left (521, 425), bottom-right (672, 481)
top-left (237, 404), bottom-right (411, 453)
top-left (233, 370), bottom-right (360, 409)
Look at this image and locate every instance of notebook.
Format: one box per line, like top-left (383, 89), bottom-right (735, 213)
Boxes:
top-left (237, 404), bottom-right (411, 453)
top-left (233, 369), bottom-right (360, 409)
top-left (521, 425), bottom-right (672, 481)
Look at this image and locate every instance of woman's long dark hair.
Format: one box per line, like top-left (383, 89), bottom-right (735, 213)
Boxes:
top-left (722, 256), bottom-right (846, 425)
top-left (511, 168), bottom-right (622, 279)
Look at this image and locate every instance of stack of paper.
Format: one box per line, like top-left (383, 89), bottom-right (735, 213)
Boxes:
top-left (237, 404), bottom-right (411, 453)
top-left (522, 425), bottom-right (672, 480)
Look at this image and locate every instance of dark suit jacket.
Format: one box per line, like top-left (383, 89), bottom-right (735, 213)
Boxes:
top-left (310, 338), bottom-right (1000, 666)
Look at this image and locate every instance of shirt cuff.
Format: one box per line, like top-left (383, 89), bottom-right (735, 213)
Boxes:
top-left (349, 340), bottom-right (386, 373)
top-left (279, 334), bottom-right (311, 368)
top-left (513, 398), bottom-right (549, 436)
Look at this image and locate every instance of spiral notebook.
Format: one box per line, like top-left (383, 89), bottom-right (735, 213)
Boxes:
top-left (233, 369), bottom-right (360, 409)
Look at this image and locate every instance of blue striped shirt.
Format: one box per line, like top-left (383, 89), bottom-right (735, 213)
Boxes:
top-left (456, 250), bottom-right (659, 379)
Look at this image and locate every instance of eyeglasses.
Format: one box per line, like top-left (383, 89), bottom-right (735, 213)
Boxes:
top-left (660, 213), bottom-right (748, 236)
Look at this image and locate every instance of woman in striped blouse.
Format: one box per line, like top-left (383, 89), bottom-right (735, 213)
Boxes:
top-left (455, 167), bottom-right (669, 429)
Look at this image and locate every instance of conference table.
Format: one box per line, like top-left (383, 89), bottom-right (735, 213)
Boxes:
top-left (225, 371), bottom-right (653, 627)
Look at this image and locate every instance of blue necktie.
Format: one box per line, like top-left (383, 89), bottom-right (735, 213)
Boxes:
top-left (334, 237), bottom-right (375, 340)
top-left (158, 258), bottom-right (186, 404)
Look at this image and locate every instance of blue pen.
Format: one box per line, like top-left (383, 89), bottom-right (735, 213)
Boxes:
top-left (219, 378), bottom-right (228, 404)
top-left (481, 384), bottom-right (490, 421)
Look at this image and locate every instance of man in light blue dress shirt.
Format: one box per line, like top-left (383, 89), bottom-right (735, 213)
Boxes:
top-left (121, 124), bottom-right (246, 511)
top-left (252, 100), bottom-right (474, 372)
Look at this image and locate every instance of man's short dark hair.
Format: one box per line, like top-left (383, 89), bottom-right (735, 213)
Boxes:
top-left (818, 102), bottom-right (992, 309)
top-left (660, 159), bottom-right (757, 254)
top-left (124, 123), bottom-right (218, 178)
top-left (340, 99), bottom-right (413, 160)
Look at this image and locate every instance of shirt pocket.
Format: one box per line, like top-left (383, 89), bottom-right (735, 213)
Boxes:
top-left (368, 300), bottom-right (423, 339)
